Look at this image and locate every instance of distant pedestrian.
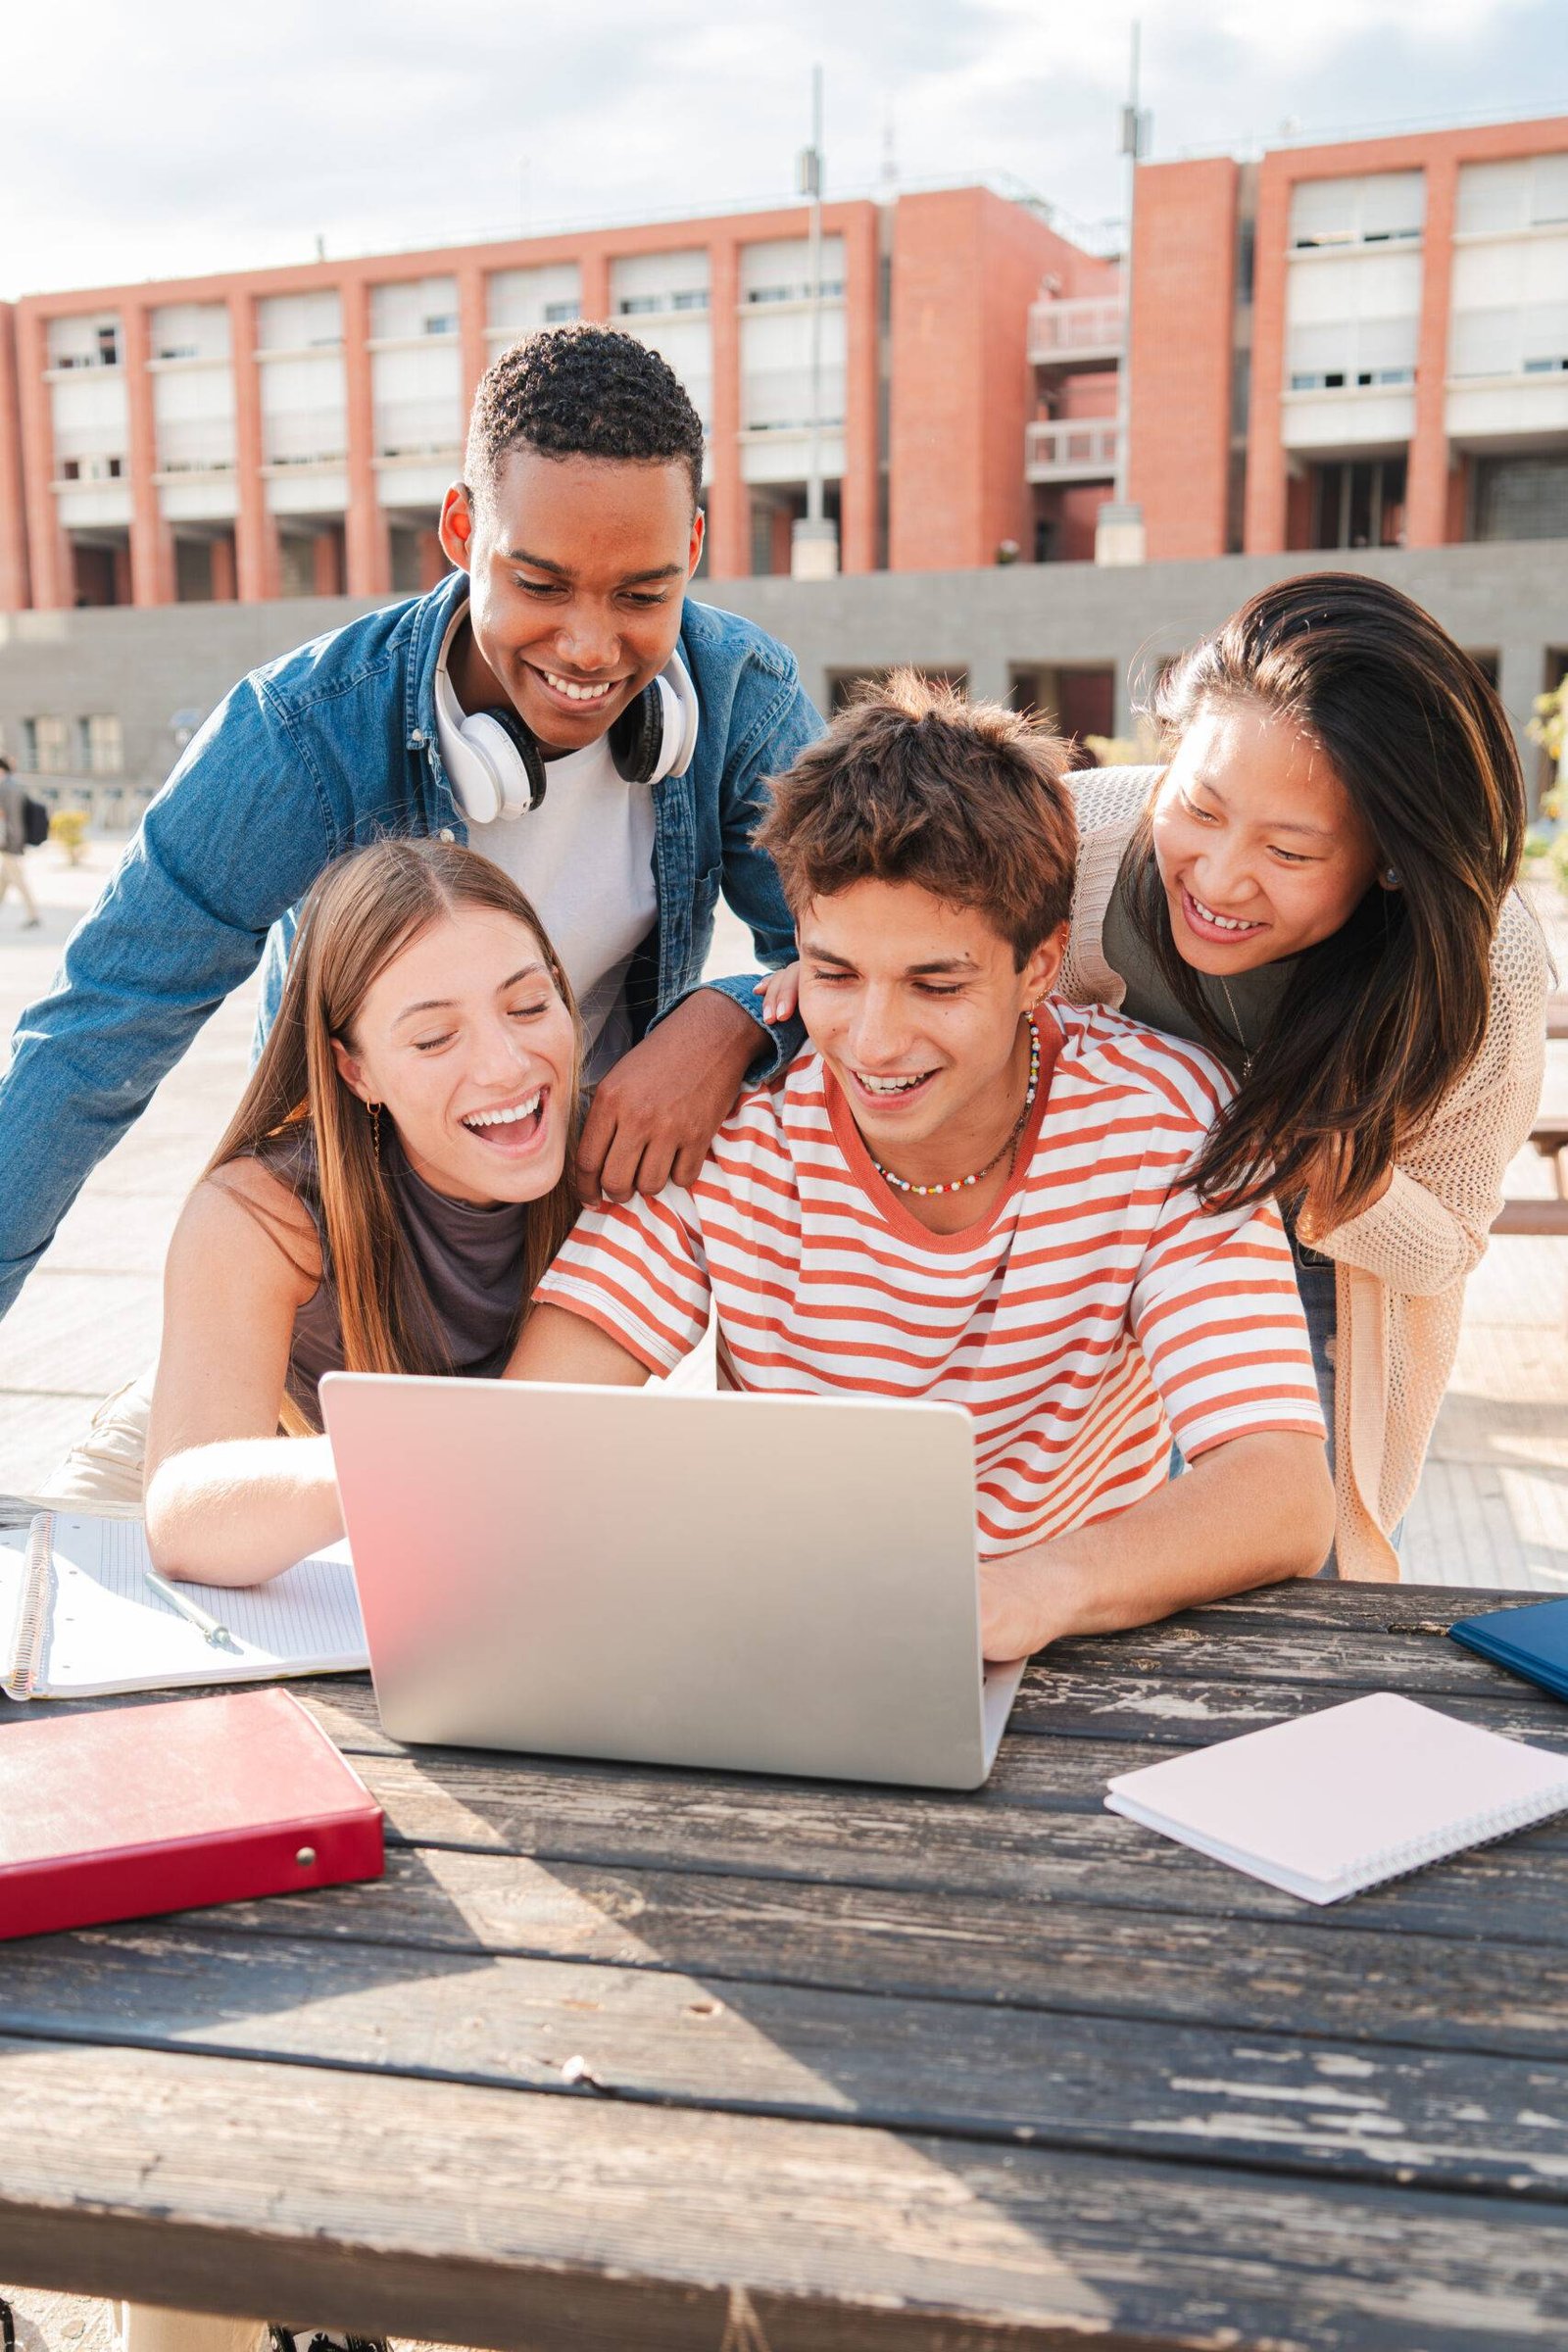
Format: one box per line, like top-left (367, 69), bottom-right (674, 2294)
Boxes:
top-left (0, 756), bottom-right (42, 929)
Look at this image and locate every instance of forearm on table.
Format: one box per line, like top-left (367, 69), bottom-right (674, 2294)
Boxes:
top-left (991, 1433), bottom-right (1334, 1653)
top-left (144, 1435), bottom-right (343, 1587)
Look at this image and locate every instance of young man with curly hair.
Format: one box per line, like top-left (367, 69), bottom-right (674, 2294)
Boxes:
top-left (0, 324), bottom-right (816, 1321)
top-left (514, 674), bottom-right (1335, 1654)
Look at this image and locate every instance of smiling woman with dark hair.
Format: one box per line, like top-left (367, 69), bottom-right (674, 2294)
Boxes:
top-left (1058, 572), bottom-right (1552, 1578)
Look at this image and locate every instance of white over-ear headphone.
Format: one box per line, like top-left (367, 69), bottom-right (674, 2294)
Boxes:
top-left (435, 650), bottom-right (700, 824)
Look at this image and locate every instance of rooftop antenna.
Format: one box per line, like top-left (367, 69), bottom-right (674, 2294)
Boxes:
top-left (879, 100), bottom-right (899, 200)
top-left (1096, 21), bottom-right (1150, 567)
top-left (792, 64), bottom-right (839, 579)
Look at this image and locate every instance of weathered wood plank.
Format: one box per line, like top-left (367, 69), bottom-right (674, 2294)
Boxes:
top-left (7, 1583), bottom-right (1550, 1764)
top-left (1164, 1582), bottom-right (1544, 1632)
top-left (23, 1655), bottom-right (1568, 1781)
top-left (1013, 1666), bottom-right (1568, 1749)
top-left (5, 1922), bottom-right (1568, 2199)
top-left (1034, 1580), bottom-right (1542, 1655)
top-left (5, 2033), bottom-right (1568, 2350)
top-left (157, 1843), bottom-right (1568, 2064)
top-left (1028, 1622), bottom-right (1561, 1706)
top-left (346, 1743), bottom-right (1568, 1941)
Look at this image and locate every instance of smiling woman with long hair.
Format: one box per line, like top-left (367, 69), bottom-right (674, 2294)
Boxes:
top-left (1057, 572), bottom-right (1551, 1578)
top-left (139, 835), bottom-right (582, 1586)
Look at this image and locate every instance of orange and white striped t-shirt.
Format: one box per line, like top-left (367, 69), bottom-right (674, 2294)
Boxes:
top-left (537, 1000), bottom-right (1324, 1557)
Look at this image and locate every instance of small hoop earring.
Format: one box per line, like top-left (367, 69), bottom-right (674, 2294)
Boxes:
top-left (367, 1100), bottom-right (381, 1169)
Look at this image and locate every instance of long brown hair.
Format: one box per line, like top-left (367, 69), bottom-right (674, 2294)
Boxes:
top-left (205, 838), bottom-right (582, 1388)
top-left (1126, 572), bottom-right (1526, 1222)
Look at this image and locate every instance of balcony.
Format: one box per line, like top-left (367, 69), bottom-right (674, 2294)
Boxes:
top-left (1025, 419), bottom-right (1119, 484)
top-left (1028, 296), bottom-right (1125, 370)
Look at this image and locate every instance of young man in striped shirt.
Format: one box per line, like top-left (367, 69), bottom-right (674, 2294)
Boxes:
top-left (514, 673), bottom-right (1335, 1657)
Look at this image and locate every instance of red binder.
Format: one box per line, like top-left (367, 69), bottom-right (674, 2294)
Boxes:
top-left (0, 1686), bottom-right (384, 1939)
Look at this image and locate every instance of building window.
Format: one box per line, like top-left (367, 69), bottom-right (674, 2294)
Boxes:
top-left (617, 290), bottom-right (710, 317)
top-left (1456, 153), bottom-right (1568, 236)
top-left (1309, 456), bottom-right (1406, 550)
top-left (174, 539), bottom-right (215, 603)
top-left (423, 312), bottom-right (459, 336)
top-left (23, 716), bottom-right (72, 775)
top-left (543, 300), bottom-right (578, 323)
top-left (1472, 453), bottom-right (1568, 542)
top-left (745, 277), bottom-right (846, 304)
top-left (1290, 171), bottom-right (1424, 250)
top-left (611, 252), bottom-right (712, 318)
top-left (107, 456), bottom-right (123, 477)
top-left (78, 715), bottom-right (123, 775)
top-left (61, 458), bottom-right (80, 481)
top-left (1289, 367), bottom-right (1414, 391)
top-left (97, 324), bottom-right (120, 368)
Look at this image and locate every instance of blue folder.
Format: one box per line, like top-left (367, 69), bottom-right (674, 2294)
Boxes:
top-left (1449, 1595), bottom-right (1568, 1702)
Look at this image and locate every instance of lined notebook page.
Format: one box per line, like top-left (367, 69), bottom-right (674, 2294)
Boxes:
top-left (1, 1514), bottom-right (368, 1698)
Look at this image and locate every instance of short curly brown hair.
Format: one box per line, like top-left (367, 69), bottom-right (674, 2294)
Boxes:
top-left (465, 323), bottom-right (706, 509)
top-left (755, 670), bottom-right (1077, 968)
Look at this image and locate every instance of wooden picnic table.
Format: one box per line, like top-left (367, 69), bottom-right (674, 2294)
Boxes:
top-left (5, 1580), bottom-right (1568, 2350)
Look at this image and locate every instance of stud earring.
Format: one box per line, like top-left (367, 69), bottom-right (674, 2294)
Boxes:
top-left (367, 1101), bottom-right (381, 1169)
top-left (1384, 866), bottom-right (1399, 889)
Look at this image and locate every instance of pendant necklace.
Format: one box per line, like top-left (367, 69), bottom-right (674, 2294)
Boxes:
top-left (869, 1018), bottom-right (1042, 1199)
top-left (1216, 976), bottom-right (1253, 1080)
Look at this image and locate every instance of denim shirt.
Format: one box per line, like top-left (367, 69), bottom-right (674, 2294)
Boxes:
top-left (0, 570), bottom-right (818, 1317)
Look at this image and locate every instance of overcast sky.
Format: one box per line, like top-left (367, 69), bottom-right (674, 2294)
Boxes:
top-left (1, 0), bottom-right (1562, 298)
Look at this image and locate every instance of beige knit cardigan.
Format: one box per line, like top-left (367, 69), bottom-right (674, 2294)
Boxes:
top-left (1060, 766), bottom-right (1553, 1581)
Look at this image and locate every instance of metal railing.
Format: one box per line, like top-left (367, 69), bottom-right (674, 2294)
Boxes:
top-left (1027, 296), bottom-right (1125, 366)
top-left (1024, 418), bottom-right (1120, 481)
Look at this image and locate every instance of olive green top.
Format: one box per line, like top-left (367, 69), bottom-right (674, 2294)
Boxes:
top-left (1100, 843), bottom-right (1298, 1074)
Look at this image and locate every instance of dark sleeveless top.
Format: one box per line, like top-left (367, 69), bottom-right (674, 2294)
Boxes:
top-left (253, 1124), bottom-right (531, 1420)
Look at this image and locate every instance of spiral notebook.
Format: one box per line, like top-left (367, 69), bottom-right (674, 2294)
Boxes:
top-left (0, 1511), bottom-right (368, 1700)
top-left (1104, 1691), bottom-right (1568, 1904)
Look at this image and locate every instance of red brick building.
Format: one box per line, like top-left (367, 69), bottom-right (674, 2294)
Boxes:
top-left (0, 188), bottom-right (1114, 613)
top-left (1130, 114), bottom-right (1568, 560)
top-left (0, 114), bottom-right (1563, 616)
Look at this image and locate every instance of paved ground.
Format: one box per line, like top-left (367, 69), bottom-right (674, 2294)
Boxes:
top-left (2, 832), bottom-right (1566, 1585)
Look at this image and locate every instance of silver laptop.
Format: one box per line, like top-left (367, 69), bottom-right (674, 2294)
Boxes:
top-left (320, 1373), bottom-right (1026, 1789)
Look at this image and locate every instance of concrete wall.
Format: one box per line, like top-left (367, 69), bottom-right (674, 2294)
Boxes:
top-left (708, 541), bottom-right (1568, 795)
top-left (0, 540), bottom-right (1562, 806)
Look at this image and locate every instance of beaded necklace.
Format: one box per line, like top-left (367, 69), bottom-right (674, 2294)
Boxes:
top-left (868, 1017), bottom-right (1042, 1199)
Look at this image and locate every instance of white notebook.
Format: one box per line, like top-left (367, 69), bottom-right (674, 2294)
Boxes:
top-left (1104, 1691), bottom-right (1568, 1904)
top-left (0, 1511), bottom-right (368, 1700)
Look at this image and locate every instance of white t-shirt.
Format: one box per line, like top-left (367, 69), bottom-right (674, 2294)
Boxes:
top-left (435, 612), bottom-right (658, 1082)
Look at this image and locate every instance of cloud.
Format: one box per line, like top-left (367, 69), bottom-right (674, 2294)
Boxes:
top-left (0, 0), bottom-right (1560, 296)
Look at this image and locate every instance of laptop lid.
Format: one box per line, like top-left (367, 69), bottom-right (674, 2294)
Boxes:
top-left (321, 1373), bottom-right (1014, 1788)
